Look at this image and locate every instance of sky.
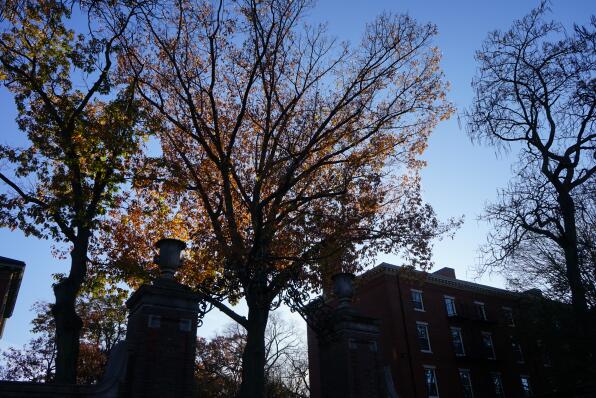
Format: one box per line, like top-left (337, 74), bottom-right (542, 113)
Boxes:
top-left (0, 0), bottom-right (594, 349)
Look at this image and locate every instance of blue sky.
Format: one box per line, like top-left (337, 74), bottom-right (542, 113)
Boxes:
top-left (1, 0), bottom-right (593, 348)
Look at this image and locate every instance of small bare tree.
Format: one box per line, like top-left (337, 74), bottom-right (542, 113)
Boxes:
top-left (195, 313), bottom-right (309, 398)
top-left (0, 287), bottom-right (128, 384)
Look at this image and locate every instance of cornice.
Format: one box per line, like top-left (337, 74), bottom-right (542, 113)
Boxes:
top-left (359, 262), bottom-right (519, 298)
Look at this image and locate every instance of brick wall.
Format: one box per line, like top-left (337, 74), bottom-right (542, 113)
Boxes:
top-left (309, 264), bottom-right (563, 398)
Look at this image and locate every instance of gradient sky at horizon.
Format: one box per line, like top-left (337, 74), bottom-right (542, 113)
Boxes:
top-left (1, 0), bottom-right (593, 349)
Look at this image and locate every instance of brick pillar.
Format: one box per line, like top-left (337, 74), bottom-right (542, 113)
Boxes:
top-left (122, 239), bottom-right (201, 398)
top-left (316, 273), bottom-right (385, 398)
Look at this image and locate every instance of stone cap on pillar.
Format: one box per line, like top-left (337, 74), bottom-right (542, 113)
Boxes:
top-left (126, 280), bottom-right (201, 313)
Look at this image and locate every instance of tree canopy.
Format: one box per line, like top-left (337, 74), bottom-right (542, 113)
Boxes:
top-left (100, 0), bottom-right (455, 395)
top-left (0, 0), bottom-right (142, 382)
top-left (467, 1), bottom-right (595, 369)
top-left (467, 2), bottom-right (595, 312)
top-left (1, 0), bottom-right (456, 394)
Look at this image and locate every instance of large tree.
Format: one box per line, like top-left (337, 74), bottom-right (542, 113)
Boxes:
top-left (0, 0), bottom-right (141, 382)
top-left (110, 0), bottom-right (454, 395)
top-left (467, 2), bottom-right (595, 328)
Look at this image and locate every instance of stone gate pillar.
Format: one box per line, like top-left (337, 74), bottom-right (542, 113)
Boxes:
top-left (315, 273), bottom-right (385, 398)
top-left (122, 239), bottom-right (201, 398)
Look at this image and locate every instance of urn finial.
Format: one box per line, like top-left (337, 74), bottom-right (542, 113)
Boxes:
top-left (332, 272), bottom-right (355, 308)
top-left (154, 238), bottom-right (186, 279)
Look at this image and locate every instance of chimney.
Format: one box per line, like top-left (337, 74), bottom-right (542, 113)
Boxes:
top-left (432, 267), bottom-right (456, 279)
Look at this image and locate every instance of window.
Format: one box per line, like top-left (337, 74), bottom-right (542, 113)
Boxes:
top-left (511, 338), bottom-right (524, 363)
top-left (482, 332), bottom-right (496, 359)
top-left (458, 369), bottom-right (474, 398)
top-left (502, 307), bottom-right (515, 326)
top-left (148, 314), bottom-right (161, 328)
top-left (424, 366), bottom-right (439, 397)
top-left (179, 318), bottom-right (192, 332)
top-left (444, 296), bottom-right (457, 316)
top-left (412, 289), bottom-right (425, 311)
top-left (537, 340), bottom-right (552, 367)
top-left (450, 327), bottom-right (465, 356)
top-left (417, 322), bottom-right (432, 353)
top-left (491, 373), bottom-right (505, 398)
top-left (520, 376), bottom-right (532, 397)
top-left (474, 301), bottom-right (487, 320)
top-left (543, 351), bottom-right (552, 367)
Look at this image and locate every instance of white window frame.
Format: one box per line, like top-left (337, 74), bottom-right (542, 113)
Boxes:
top-left (474, 301), bottom-right (487, 320)
top-left (423, 365), bottom-right (440, 398)
top-left (450, 327), bottom-right (465, 356)
top-left (458, 368), bottom-right (474, 398)
top-left (490, 372), bottom-right (505, 398)
top-left (481, 331), bottom-right (496, 359)
top-left (520, 375), bottom-right (532, 397)
top-left (511, 338), bottom-right (524, 363)
top-left (416, 321), bottom-right (432, 353)
top-left (444, 295), bottom-right (457, 316)
top-left (502, 306), bottom-right (515, 326)
top-left (411, 289), bottom-right (425, 312)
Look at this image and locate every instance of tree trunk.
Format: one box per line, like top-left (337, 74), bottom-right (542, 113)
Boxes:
top-left (238, 302), bottom-right (269, 398)
top-left (557, 191), bottom-right (594, 364)
top-left (558, 191), bottom-right (588, 317)
top-left (52, 235), bottom-right (89, 383)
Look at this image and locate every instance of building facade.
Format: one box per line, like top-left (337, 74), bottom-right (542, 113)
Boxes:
top-left (309, 263), bottom-right (560, 398)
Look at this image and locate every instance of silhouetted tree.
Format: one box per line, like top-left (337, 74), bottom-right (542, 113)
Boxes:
top-left (467, 2), bottom-right (595, 330)
top-left (505, 187), bottom-right (596, 307)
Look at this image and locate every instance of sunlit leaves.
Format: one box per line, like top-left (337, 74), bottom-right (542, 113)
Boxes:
top-left (107, 0), bottom-right (457, 315)
top-left (0, 1), bottom-right (143, 243)
top-left (0, 1), bottom-right (142, 380)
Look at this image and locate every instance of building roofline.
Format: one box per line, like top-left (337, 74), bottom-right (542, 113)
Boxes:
top-left (0, 256), bottom-right (26, 321)
top-left (360, 262), bottom-right (520, 298)
top-left (0, 256), bottom-right (26, 269)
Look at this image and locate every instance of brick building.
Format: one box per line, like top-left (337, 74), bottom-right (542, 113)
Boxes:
top-left (0, 256), bottom-right (25, 338)
top-left (309, 263), bottom-right (563, 398)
